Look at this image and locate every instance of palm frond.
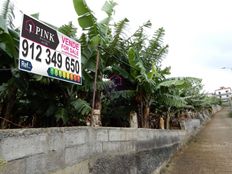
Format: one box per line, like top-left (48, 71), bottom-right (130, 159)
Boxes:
top-left (111, 64), bottom-right (130, 79)
top-left (109, 18), bottom-right (129, 50)
top-left (144, 28), bottom-right (168, 66)
top-left (58, 22), bottom-right (77, 38)
top-left (110, 90), bottom-right (136, 100)
top-left (160, 93), bottom-right (187, 108)
top-left (127, 21), bottom-right (151, 51)
top-left (73, 0), bottom-right (97, 30)
top-left (55, 107), bottom-right (68, 124)
top-left (100, 0), bottom-right (117, 24)
top-left (157, 79), bottom-right (186, 89)
top-left (97, 80), bottom-right (114, 91)
top-left (71, 98), bottom-right (91, 116)
top-left (0, 0), bottom-right (15, 30)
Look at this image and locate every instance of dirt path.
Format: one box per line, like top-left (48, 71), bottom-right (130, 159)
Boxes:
top-left (160, 107), bottom-right (232, 174)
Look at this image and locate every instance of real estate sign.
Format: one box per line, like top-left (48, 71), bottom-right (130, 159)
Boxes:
top-left (19, 14), bottom-right (82, 85)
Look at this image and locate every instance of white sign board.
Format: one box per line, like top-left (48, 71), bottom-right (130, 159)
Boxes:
top-left (19, 14), bottom-right (82, 85)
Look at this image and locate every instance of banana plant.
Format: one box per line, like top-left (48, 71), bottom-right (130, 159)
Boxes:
top-left (73, 0), bottom-right (127, 126)
top-left (154, 77), bottom-right (218, 129)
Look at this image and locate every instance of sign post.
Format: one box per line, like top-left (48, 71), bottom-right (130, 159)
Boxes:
top-left (19, 14), bottom-right (82, 85)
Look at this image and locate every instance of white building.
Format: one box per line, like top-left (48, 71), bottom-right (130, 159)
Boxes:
top-left (214, 87), bottom-right (232, 101)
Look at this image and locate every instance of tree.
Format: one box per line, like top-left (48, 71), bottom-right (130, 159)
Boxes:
top-left (155, 77), bottom-right (220, 129)
top-left (0, 0), bottom-right (19, 128)
top-left (119, 25), bottom-right (169, 128)
top-left (73, 0), bottom-right (132, 126)
top-left (0, 0), bottom-right (92, 128)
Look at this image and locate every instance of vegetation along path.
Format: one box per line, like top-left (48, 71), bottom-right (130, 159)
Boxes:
top-left (161, 107), bottom-right (232, 174)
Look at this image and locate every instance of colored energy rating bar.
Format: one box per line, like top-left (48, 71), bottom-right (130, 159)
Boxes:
top-left (47, 67), bottom-right (81, 83)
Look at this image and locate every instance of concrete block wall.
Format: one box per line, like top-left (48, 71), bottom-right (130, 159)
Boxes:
top-left (0, 127), bottom-right (186, 174)
top-left (0, 105), bottom-right (222, 174)
top-left (180, 105), bottom-right (222, 137)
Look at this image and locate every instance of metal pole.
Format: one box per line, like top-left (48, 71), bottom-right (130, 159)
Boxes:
top-left (91, 49), bottom-right (100, 126)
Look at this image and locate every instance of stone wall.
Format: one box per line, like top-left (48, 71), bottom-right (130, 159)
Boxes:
top-left (0, 105), bottom-right (221, 174)
top-left (0, 127), bottom-right (186, 174)
top-left (180, 105), bottom-right (222, 134)
top-left (180, 105), bottom-right (222, 140)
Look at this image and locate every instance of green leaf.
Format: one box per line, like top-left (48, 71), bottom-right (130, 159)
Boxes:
top-left (128, 47), bottom-right (137, 69)
top-left (109, 18), bottom-right (129, 49)
top-left (102, 0), bottom-right (117, 16)
top-left (0, 30), bottom-right (17, 58)
top-left (71, 99), bottom-right (91, 116)
top-left (111, 65), bottom-right (130, 79)
top-left (143, 20), bottom-right (152, 28)
top-left (73, 0), bottom-right (97, 30)
top-left (73, 0), bottom-right (90, 16)
top-left (55, 108), bottom-right (68, 124)
top-left (0, 17), bottom-right (7, 32)
top-left (31, 13), bottom-right (39, 19)
top-left (110, 90), bottom-right (136, 100)
top-left (90, 35), bottom-right (100, 48)
top-left (58, 22), bottom-right (77, 38)
top-left (157, 79), bottom-right (185, 89)
top-left (147, 63), bottom-right (156, 79)
top-left (78, 13), bottom-right (95, 29)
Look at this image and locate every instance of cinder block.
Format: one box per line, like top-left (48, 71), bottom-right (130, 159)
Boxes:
top-left (125, 129), bottom-right (137, 141)
top-left (90, 142), bottom-right (103, 154)
top-left (64, 129), bottom-right (88, 147)
top-left (47, 132), bottom-right (64, 152)
top-left (0, 134), bottom-right (47, 161)
top-left (102, 142), bottom-right (121, 152)
top-left (46, 150), bottom-right (65, 172)
top-left (109, 129), bottom-right (126, 141)
top-left (120, 141), bottom-right (136, 152)
top-left (102, 141), bottom-right (135, 153)
top-left (25, 154), bottom-right (47, 174)
top-left (137, 129), bottom-right (154, 141)
top-left (96, 129), bottom-right (108, 142)
top-left (65, 144), bottom-right (89, 166)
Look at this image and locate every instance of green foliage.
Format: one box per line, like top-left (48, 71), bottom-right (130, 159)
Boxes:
top-left (0, 28), bottom-right (17, 58)
top-left (101, 0), bottom-right (117, 24)
top-left (73, 0), bottom-right (96, 29)
top-left (71, 98), bottom-right (91, 116)
top-left (0, 0), bottom-right (218, 128)
top-left (1, 0), bottom-right (15, 29)
top-left (58, 22), bottom-right (77, 38)
top-left (0, 0), bottom-right (93, 128)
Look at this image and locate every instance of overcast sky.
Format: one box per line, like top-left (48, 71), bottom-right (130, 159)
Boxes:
top-left (11, 0), bottom-right (232, 92)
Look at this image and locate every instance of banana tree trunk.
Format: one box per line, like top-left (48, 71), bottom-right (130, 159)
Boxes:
top-left (137, 103), bottom-right (143, 128)
top-left (92, 91), bottom-right (102, 127)
top-left (143, 105), bottom-right (150, 128)
top-left (129, 111), bottom-right (138, 128)
top-left (91, 50), bottom-right (102, 127)
top-left (166, 113), bottom-right (170, 129)
top-left (166, 108), bottom-right (171, 129)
